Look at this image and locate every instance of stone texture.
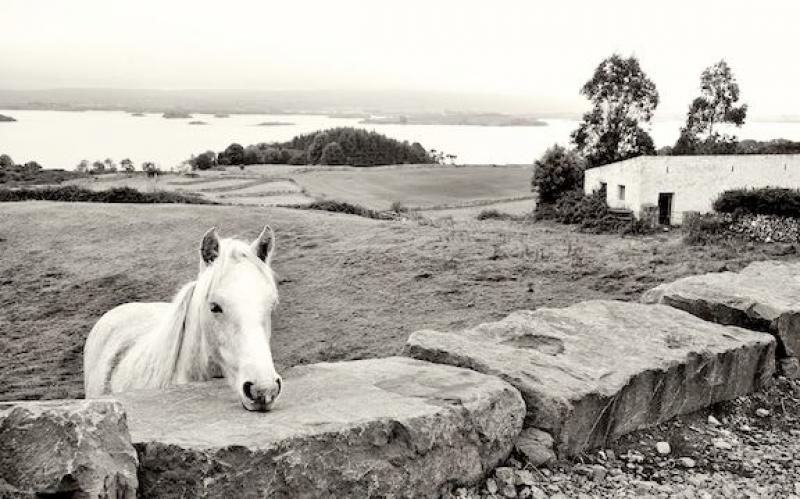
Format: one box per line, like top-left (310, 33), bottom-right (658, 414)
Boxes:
top-left (403, 300), bottom-right (775, 457)
top-left (113, 356), bottom-right (524, 498)
top-left (515, 428), bottom-right (556, 466)
top-left (642, 260), bottom-right (800, 362)
top-left (0, 399), bottom-right (138, 498)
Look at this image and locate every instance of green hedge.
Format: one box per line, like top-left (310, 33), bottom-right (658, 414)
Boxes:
top-left (713, 187), bottom-right (800, 217)
top-left (0, 186), bottom-right (212, 204)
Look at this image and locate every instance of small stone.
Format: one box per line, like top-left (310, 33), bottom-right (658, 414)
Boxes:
top-left (494, 467), bottom-right (516, 491)
top-left (656, 441), bottom-right (671, 455)
top-left (740, 424), bottom-right (752, 432)
top-left (779, 358), bottom-right (800, 378)
top-left (502, 484), bottom-right (517, 498)
top-left (678, 457), bottom-right (696, 468)
top-left (590, 464), bottom-right (607, 482)
top-left (527, 486), bottom-right (548, 499)
top-left (756, 408), bottom-right (771, 418)
top-left (486, 478), bottom-right (498, 495)
top-left (515, 469), bottom-right (535, 486)
top-left (713, 438), bottom-right (733, 450)
top-left (514, 428), bottom-right (556, 466)
top-left (707, 415), bottom-right (721, 426)
top-left (605, 449), bottom-right (616, 461)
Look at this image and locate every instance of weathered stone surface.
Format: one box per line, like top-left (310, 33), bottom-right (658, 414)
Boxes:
top-left (642, 260), bottom-right (800, 362)
top-left (403, 300), bottom-right (775, 457)
top-left (114, 356), bottom-right (524, 498)
top-left (515, 428), bottom-right (556, 466)
top-left (0, 399), bottom-right (138, 498)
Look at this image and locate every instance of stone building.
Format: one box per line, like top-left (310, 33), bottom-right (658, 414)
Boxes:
top-left (584, 154), bottom-right (800, 225)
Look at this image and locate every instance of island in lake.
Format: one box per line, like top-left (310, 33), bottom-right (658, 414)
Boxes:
top-left (130, 112), bottom-right (146, 117)
top-left (360, 112), bottom-right (547, 127)
top-left (163, 111), bottom-right (193, 119)
top-left (0, 114), bottom-right (17, 122)
top-left (255, 121), bottom-right (294, 126)
top-left (188, 121), bottom-right (208, 125)
top-left (214, 113), bottom-right (230, 118)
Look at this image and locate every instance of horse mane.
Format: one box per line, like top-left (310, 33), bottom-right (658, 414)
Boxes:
top-left (137, 238), bottom-right (277, 387)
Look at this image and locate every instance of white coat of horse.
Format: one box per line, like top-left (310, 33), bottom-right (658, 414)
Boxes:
top-left (83, 226), bottom-right (282, 411)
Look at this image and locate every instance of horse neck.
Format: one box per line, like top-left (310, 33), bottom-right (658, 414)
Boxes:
top-left (142, 280), bottom-right (214, 386)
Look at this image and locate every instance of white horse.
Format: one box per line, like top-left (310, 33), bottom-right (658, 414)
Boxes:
top-left (84, 226), bottom-right (282, 411)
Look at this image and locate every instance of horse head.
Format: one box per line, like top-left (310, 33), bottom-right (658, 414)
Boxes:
top-left (198, 226), bottom-right (282, 411)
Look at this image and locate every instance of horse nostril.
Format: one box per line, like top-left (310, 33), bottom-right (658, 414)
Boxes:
top-left (243, 381), bottom-right (256, 401)
top-left (275, 378), bottom-right (282, 395)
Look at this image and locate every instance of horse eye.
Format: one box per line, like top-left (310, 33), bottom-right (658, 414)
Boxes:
top-left (210, 302), bottom-right (223, 314)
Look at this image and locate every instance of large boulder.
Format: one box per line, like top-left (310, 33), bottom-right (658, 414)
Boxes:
top-left (0, 399), bottom-right (138, 498)
top-left (642, 260), bottom-right (800, 365)
top-left (114, 357), bottom-right (524, 498)
top-left (403, 300), bottom-right (775, 457)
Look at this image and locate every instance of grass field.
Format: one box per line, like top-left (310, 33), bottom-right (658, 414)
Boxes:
top-left (65, 164), bottom-right (535, 214)
top-left (1, 201), bottom-right (795, 402)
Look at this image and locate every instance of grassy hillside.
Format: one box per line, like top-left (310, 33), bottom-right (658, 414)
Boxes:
top-left (1, 202), bottom-right (792, 401)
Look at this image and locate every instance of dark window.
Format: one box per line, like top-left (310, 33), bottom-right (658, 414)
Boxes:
top-left (618, 185), bottom-right (626, 201)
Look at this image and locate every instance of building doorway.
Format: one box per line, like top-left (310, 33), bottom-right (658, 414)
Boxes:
top-left (658, 193), bottom-right (674, 225)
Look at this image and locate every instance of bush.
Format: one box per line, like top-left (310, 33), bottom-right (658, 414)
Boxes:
top-left (476, 209), bottom-right (527, 222)
top-left (683, 212), bottom-right (733, 245)
top-left (289, 200), bottom-right (395, 220)
top-left (713, 187), bottom-right (800, 218)
top-left (531, 145), bottom-right (585, 204)
top-left (554, 190), bottom-right (654, 235)
top-left (0, 186), bottom-right (212, 204)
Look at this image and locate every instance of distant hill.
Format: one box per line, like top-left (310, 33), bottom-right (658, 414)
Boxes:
top-left (0, 114), bottom-right (16, 122)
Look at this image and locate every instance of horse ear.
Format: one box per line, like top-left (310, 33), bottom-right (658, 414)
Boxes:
top-left (201, 227), bottom-right (220, 264)
top-left (252, 225), bottom-right (275, 263)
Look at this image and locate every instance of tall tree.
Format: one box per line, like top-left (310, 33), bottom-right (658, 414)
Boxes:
top-left (571, 54), bottom-right (659, 168)
top-left (673, 60), bottom-right (747, 155)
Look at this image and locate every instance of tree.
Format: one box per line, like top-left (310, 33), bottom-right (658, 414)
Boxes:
top-left (307, 133), bottom-right (330, 164)
top-left (0, 154), bottom-right (14, 169)
top-left (91, 161), bottom-right (106, 174)
top-left (571, 54), bottom-right (659, 167)
top-left (218, 143), bottom-right (245, 165)
top-left (22, 161), bottom-right (42, 173)
top-left (531, 144), bottom-right (586, 204)
top-left (120, 158), bottom-right (135, 173)
top-left (319, 142), bottom-right (346, 165)
top-left (75, 160), bottom-right (90, 173)
top-left (190, 151), bottom-right (217, 170)
top-left (673, 60), bottom-right (747, 155)
top-left (142, 161), bottom-right (159, 176)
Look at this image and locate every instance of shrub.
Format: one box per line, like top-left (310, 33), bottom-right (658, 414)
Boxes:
top-left (289, 200), bottom-right (395, 220)
top-left (0, 186), bottom-right (212, 204)
top-left (476, 209), bottom-right (527, 222)
top-left (683, 212), bottom-right (733, 245)
top-left (554, 190), bottom-right (654, 235)
top-left (531, 145), bottom-right (585, 204)
top-left (713, 187), bottom-right (800, 218)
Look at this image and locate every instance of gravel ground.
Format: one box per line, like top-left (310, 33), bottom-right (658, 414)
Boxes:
top-left (447, 377), bottom-right (800, 498)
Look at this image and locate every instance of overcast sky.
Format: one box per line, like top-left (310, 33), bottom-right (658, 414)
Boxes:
top-left (1, 0), bottom-right (797, 117)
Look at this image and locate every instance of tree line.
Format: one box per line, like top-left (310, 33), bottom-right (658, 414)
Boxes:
top-left (188, 127), bottom-right (435, 170)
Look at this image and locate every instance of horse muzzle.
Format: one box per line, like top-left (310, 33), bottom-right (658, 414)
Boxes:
top-left (240, 377), bottom-right (282, 411)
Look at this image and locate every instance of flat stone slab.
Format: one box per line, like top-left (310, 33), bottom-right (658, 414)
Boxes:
top-left (403, 300), bottom-right (775, 457)
top-left (642, 260), bottom-right (800, 360)
top-left (0, 399), bottom-right (138, 498)
top-left (113, 357), bottom-right (524, 498)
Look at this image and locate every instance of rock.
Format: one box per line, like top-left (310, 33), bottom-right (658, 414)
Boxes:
top-left (708, 415), bottom-right (721, 426)
top-left (0, 399), bottom-right (137, 498)
top-left (780, 357), bottom-right (800, 378)
top-left (404, 300), bottom-right (775, 456)
top-left (756, 408), bottom-right (771, 418)
top-left (656, 441), bottom-right (672, 455)
top-left (678, 457), bottom-right (697, 468)
top-left (642, 260), bottom-right (800, 371)
top-left (514, 428), bottom-right (556, 466)
top-left (713, 438), bottom-right (733, 450)
top-left (114, 357), bottom-right (524, 498)
top-left (494, 467), bottom-right (516, 490)
top-left (527, 485), bottom-right (548, 499)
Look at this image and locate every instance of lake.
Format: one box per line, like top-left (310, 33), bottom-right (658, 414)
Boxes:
top-left (2, 109), bottom-right (800, 169)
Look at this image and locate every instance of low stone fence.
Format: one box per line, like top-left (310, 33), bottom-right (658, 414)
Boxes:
top-left (3, 260), bottom-right (799, 498)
